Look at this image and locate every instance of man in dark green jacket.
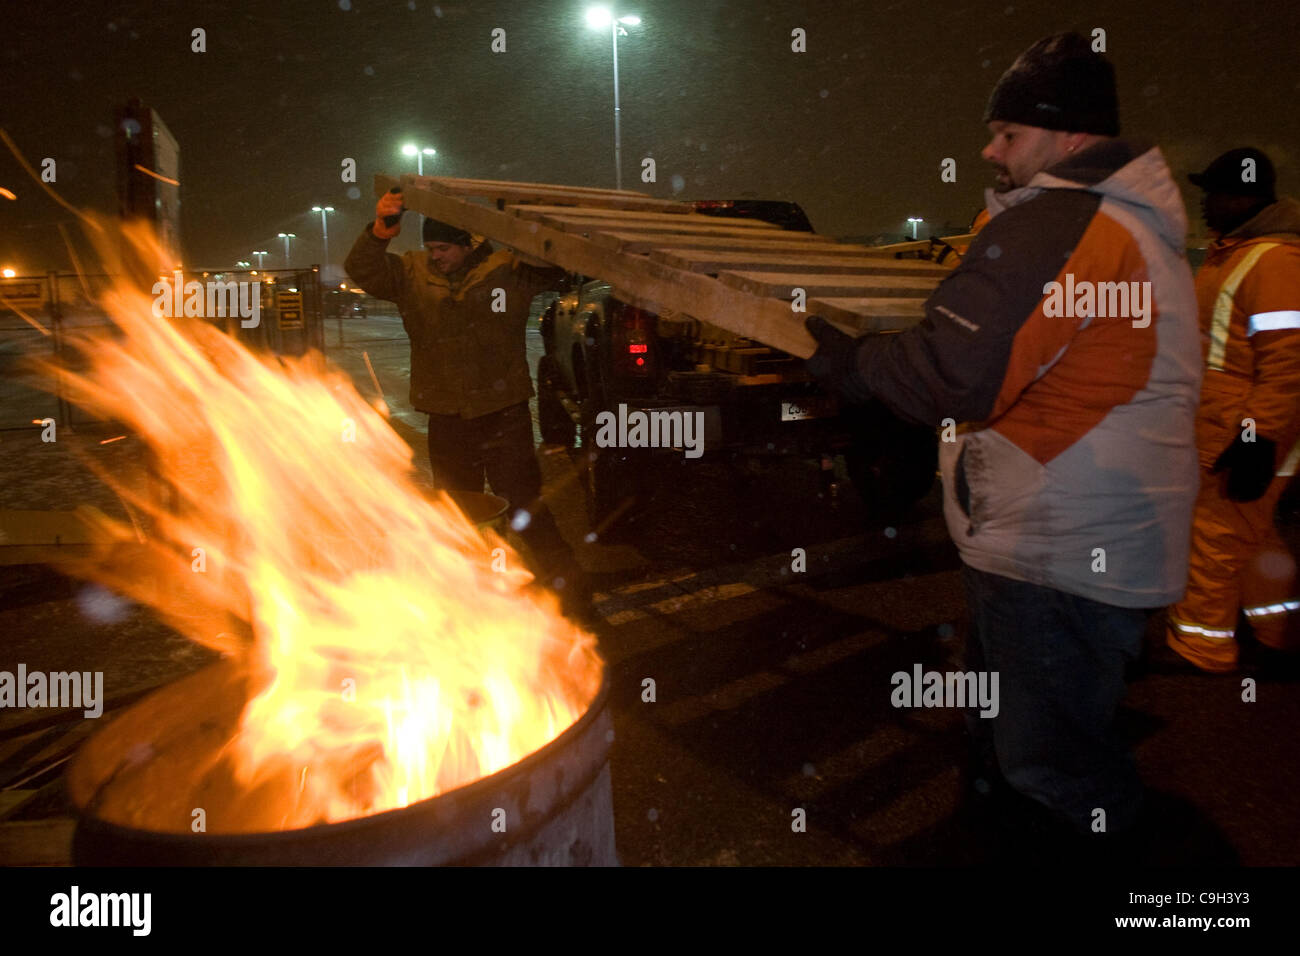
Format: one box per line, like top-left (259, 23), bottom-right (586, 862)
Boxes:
top-left (344, 188), bottom-right (589, 618)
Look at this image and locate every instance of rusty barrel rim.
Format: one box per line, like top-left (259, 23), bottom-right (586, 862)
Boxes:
top-left (70, 664), bottom-right (610, 861)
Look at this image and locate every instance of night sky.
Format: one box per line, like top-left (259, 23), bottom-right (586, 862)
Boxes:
top-left (3, 0), bottom-right (1298, 275)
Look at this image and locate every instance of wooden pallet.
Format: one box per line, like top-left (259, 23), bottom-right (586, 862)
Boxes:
top-left (375, 175), bottom-right (952, 358)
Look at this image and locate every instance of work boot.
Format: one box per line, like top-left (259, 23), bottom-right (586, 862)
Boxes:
top-left (1148, 635), bottom-right (1238, 676)
top-left (1244, 642), bottom-right (1300, 680)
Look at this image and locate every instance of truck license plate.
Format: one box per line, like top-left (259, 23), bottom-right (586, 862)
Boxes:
top-left (781, 398), bottom-right (834, 421)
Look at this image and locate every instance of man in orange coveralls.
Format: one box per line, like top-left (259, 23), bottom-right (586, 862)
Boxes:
top-left (1167, 148), bottom-right (1300, 672)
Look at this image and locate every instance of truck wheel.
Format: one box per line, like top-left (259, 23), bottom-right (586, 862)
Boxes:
top-left (537, 355), bottom-right (575, 446)
top-left (578, 388), bottom-right (639, 531)
top-left (843, 410), bottom-right (938, 523)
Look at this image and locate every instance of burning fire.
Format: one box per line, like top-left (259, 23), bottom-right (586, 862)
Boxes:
top-left (50, 220), bottom-right (601, 832)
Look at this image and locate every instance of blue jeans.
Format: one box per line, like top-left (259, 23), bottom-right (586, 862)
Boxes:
top-left (962, 564), bottom-right (1148, 834)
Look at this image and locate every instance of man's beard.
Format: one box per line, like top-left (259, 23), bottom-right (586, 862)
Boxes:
top-left (992, 167), bottom-right (1015, 193)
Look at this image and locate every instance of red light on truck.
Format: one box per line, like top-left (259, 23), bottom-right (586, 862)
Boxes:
top-left (628, 344), bottom-right (648, 353)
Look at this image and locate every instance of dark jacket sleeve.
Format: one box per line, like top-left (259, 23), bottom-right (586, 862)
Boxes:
top-left (344, 224), bottom-right (409, 304)
top-left (510, 257), bottom-right (567, 300)
top-left (856, 190), bottom-right (1100, 427)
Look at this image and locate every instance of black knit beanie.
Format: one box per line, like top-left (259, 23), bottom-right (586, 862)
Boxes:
top-left (422, 217), bottom-right (472, 246)
top-left (984, 32), bottom-right (1120, 136)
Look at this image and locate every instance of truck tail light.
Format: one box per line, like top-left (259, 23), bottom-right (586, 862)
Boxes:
top-left (613, 304), bottom-right (654, 377)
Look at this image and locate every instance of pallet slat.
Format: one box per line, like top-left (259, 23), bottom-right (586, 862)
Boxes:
top-left (526, 215), bottom-right (782, 237)
top-left (716, 271), bottom-right (939, 299)
top-left (650, 248), bottom-right (951, 277)
top-left (406, 175), bottom-right (683, 211)
top-left (508, 204), bottom-right (696, 221)
top-left (591, 231), bottom-right (839, 254)
top-left (509, 206), bottom-right (774, 229)
top-left (807, 297), bottom-right (930, 332)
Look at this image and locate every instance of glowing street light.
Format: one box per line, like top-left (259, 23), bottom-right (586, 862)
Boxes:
top-left (908, 217), bottom-right (924, 240)
top-left (401, 143), bottom-right (437, 176)
top-left (251, 250), bottom-right (269, 269)
top-left (585, 7), bottom-right (640, 190)
top-left (278, 232), bottom-right (296, 267)
top-left (312, 206), bottom-right (335, 280)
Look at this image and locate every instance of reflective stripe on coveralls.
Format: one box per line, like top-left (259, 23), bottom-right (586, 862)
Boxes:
top-left (1168, 615), bottom-right (1236, 640)
top-left (1248, 310), bottom-right (1300, 334)
top-left (1242, 599), bottom-right (1300, 618)
top-left (1206, 243), bottom-right (1279, 370)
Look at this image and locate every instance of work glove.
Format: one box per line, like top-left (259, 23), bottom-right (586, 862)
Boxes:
top-left (805, 315), bottom-right (872, 404)
top-left (373, 187), bottom-right (404, 240)
top-left (1212, 433), bottom-right (1277, 503)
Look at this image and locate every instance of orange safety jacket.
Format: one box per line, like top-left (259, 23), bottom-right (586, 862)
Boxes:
top-left (854, 140), bottom-right (1203, 608)
top-left (1193, 198), bottom-right (1300, 474)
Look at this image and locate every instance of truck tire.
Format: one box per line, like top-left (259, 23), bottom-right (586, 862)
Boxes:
top-left (843, 407), bottom-right (938, 523)
top-left (537, 355), bottom-right (575, 446)
top-left (578, 381), bottom-right (640, 530)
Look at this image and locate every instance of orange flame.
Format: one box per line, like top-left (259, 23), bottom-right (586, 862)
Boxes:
top-left (50, 219), bottom-right (601, 831)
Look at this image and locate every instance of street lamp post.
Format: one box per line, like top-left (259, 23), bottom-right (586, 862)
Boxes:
top-left (278, 233), bottom-right (296, 267)
top-left (252, 250), bottom-right (268, 270)
top-left (312, 207), bottom-right (335, 281)
top-left (586, 8), bottom-right (640, 191)
top-left (908, 217), bottom-right (924, 240)
top-left (401, 143), bottom-right (437, 176)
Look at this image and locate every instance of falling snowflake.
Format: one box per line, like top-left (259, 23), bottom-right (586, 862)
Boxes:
top-left (76, 584), bottom-right (132, 624)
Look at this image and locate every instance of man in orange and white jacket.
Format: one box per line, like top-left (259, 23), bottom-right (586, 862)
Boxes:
top-left (806, 33), bottom-right (1202, 844)
top-left (1167, 148), bottom-right (1300, 672)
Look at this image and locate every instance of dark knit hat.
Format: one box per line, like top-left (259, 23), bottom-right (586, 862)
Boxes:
top-left (422, 217), bottom-right (472, 245)
top-left (1190, 147), bottom-right (1277, 199)
top-left (984, 32), bottom-right (1120, 136)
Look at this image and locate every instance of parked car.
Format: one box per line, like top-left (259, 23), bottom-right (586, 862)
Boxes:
top-left (326, 287), bottom-right (367, 319)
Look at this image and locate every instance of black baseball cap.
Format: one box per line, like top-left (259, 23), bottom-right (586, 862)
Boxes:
top-left (1189, 147), bottom-right (1277, 199)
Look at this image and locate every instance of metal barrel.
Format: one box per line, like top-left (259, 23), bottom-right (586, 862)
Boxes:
top-left (69, 662), bottom-right (616, 866)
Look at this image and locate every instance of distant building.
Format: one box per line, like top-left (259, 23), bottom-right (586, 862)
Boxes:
top-left (115, 98), bottom-right (182, 275)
